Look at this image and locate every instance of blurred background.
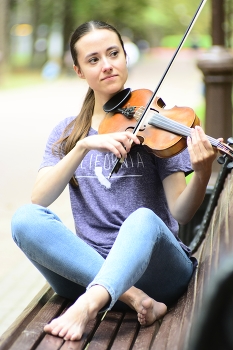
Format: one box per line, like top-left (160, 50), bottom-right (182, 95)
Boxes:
top-left (0, 0), bottom-right (233, 337)
top-left (0, 0), bottom-right (213, 80)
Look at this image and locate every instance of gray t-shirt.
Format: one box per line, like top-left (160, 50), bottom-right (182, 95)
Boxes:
top-left (40, 116), bottom-right (193, 258)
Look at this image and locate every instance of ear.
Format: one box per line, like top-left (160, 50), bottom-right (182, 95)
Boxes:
top-left (73, 65), bottom-right (85, 79)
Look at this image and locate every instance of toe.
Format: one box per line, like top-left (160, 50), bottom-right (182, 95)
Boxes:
top-left (51, 325), bottom-right (63, 336)
top-left (59, 327), bottom-right (69, 338)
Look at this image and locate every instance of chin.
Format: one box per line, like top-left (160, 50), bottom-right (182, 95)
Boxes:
top-left (109, 84), bottom-right (125, 95)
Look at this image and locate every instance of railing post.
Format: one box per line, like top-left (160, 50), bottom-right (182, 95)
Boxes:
top-left (197, 0), bottom-right (233, 176)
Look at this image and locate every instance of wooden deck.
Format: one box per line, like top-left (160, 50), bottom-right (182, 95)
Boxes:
top-left (1, 161), bottom-right (233, 350)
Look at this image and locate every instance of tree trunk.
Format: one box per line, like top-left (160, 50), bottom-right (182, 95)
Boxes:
top-left (0, 0), bottom-right (9, 81)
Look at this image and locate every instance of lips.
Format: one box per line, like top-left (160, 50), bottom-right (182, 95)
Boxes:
top-left (101, 74), bottom-right (118, 81)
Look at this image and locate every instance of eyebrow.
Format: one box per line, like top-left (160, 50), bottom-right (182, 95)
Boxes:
top-left (85, 45), bottom-right (119, 59)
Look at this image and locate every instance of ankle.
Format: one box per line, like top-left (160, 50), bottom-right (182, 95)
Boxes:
top-left (119, 287), bottom-right (140, 309)
top-left (86, 285), bottom-right (110, 313)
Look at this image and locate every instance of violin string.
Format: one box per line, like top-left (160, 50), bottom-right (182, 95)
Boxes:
top-left (148, 113), bottom-right (233, 156)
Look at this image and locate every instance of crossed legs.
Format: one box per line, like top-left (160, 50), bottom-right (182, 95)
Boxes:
top-left (11, 204), bottom-right (193, 340)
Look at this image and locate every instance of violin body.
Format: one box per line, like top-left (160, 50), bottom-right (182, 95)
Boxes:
top-left (99, 89), bottom-right (200, 158)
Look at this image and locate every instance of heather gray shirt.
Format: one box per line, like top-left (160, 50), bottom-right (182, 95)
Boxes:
top-left (40, 116), bottom-right (193, 259)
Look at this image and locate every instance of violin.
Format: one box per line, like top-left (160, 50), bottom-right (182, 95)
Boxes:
top-left (99, 0), bottom-right (233, 178)
top-left (98, 88), bottom-right (233, 177)
top-left (99, 88), bottom-right (199, 158)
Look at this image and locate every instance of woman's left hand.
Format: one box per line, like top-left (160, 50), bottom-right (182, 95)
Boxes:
top-left (187, 126), bottom-right (219, 178)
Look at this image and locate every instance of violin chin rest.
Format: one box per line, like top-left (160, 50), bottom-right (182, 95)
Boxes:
top-left (103, 88), bottom-right (131, 112)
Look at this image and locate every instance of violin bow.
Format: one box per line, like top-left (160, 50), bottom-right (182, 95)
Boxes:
top-left (109, 0), bottom-right (207, 178)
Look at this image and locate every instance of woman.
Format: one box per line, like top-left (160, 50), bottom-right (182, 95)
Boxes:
top-left (11, 20), bottom-right (218, 341)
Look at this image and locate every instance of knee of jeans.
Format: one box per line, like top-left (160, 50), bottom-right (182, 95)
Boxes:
top-left (11, 203), bottom-right (41, 245)
top-left (126, 208), bottom-right (163, 236)
top-left (130, 207), bottom-right (158, 223)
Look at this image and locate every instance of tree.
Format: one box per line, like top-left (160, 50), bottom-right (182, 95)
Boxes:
top-left (0, 0), bottom-right (9, 78)
top-left (3, 0), bottom-right (216, 72)
top-left (69, 0), bottom-right (211, 46)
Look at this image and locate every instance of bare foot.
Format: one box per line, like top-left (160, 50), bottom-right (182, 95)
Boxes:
top-left (120, 287), bottom-right (167, 326)
top-left (137, 296), bottom-right (167, 326)
top-left (44, 285), bottom-right (110, 341)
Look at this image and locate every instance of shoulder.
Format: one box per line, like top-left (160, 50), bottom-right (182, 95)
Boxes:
top-left (44, 116), bottom-right (77, 145)
top-left (39, 116), bottom-right (77, 169)
top-left (43, 115), bottom-right (77, 152)
top-left (51, 116), bottom-right (77, 137)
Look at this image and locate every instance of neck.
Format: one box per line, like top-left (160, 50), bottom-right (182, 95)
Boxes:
top-left (91, 91), bottom-right (112, 130)
top-left (91, 103), bottom-right (106, 131)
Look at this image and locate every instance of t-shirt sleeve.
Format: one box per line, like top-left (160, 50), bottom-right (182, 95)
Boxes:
top-left (156, 148), bottom-right (193, 181)
top-left (39, 116), bottom-right (75, 170)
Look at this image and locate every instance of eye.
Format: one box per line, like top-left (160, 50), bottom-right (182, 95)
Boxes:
top-left (88, 57), bottom-right (98, 64)
top-left (110, 50), bottom-right (119, 57)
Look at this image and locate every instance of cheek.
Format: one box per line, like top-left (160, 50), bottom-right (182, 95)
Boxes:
top-left (84, 72), bottom-right (99, 89)
top-left (121, 61), bottom-right (128, 79)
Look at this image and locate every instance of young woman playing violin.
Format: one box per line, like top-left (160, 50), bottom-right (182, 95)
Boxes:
top-left (11, 20), bottom-right (219, 341)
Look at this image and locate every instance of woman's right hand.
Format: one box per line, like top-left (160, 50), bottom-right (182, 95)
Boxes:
top-left (79, 131), bottom-right (140, 159)
top-left (31, 131), bottom-right (140, 207)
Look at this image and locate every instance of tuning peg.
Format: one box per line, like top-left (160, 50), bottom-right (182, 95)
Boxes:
top-left (217, 155), bottom-right (226, 164)
top-left (227, 162), bottom-right (233, 169)
top-left (227, 137), bottom-right (233, 146)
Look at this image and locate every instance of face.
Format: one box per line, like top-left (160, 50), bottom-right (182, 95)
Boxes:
top-left (73, 29), bottom-right (128, 102)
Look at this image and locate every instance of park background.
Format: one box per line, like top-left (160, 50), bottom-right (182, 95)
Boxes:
top-left (0, 0), bottom-right (233, 336)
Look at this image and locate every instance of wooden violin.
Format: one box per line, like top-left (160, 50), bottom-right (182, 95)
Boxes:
top-left (99, 88), bottom-right (233, 177)
top-left (98, 0), bottom-right (233, 178)
top-left (98, 0), bottom-right (211, 178)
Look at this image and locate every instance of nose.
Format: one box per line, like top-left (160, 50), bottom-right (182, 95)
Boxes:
top-left (102, 57), bottom-right (113, 72)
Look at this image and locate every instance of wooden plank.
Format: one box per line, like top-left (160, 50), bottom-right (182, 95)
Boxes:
top-left (150, 308), bottom-right (174, 350)
top-left (0, 284), bottom-right (53, 350)
top-left (192, 222), bottom-right (213, 315)
top-left (185, 172), bottom-right (233, 348)
top-left (132, 321), bottom-right (160, 350)
top-left (111, 312), bottom-right (139, 350)
top-left (178, 247), bottom-right (204, 349)
top-left (218, 173), bottom-right (233, 256)
top-left (166, 287), bottom-right (195, 349)
top-left (9, 294), bottom-right (68, 350)
top-left (35, 334), bottom-right (64, 350)
top-left (153, 253), bottom-right (204, 349)
top-left (150, 242), bottom-right (204, 349)
top-left (87, 311), bottom-right (123, 350)
top-left (222, 174), bottom-right (232, 251)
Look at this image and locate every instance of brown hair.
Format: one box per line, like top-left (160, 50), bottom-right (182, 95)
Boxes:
top-left (53, 20), bottom-right (126, 186)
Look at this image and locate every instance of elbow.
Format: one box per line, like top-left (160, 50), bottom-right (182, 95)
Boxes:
top-left (31, 195), bottom-right (41, 205)
top-left (178, 218), bottom-right (190, 226)
top-left (31, 192), bottom-right (44, 206)
top-left (177, 214), bottom-right (194, 226)
top-left (31, 190), bottom-right (53, 207)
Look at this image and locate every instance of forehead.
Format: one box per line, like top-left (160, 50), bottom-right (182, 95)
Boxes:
top-left (75, 29), bottom-right (121, 55)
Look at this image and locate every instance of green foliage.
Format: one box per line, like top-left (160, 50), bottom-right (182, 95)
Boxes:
top-left (69, 0), bottom-right (211, 45)
top-left (6, 0), bottom-right (213, 70)
top-left (9, 0), bottom-right (212, 46)
top-left (131, 0), bottom-right (211, 45)
top-left (161, 34), bottom-right (211, 48)
top-left (194, 102), bottom-right (205, 126)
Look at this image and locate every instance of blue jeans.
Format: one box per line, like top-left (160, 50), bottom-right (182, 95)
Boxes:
top-left (11, 204), bottom-right (194, 310)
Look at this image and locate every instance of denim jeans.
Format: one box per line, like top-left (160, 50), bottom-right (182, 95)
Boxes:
top-left (11, 204), bottom-right (194, 310)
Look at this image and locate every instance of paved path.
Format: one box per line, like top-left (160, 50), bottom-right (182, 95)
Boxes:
top-left (0, 49), bottom-right (204, 335)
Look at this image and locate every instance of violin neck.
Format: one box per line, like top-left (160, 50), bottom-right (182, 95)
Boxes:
top-left (149, 112), bottom-right (233, 158)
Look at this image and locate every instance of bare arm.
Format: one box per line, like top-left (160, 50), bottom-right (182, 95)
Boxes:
top-left (31, 131), bottom-right (140, 207)
top-left (163, 126), bottom-right (218, 225)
